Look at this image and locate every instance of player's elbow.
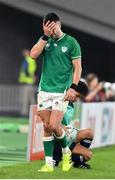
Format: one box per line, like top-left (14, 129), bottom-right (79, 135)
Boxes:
top-left (30, 49), bottom-right (38, 59)
top-left (79, 67), bottom-right (82, 76)
top-left (30, 46), bottom-right (41, 59)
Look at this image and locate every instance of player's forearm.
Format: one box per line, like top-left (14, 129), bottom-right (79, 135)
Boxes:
top-left (30, 39), bottom-right (47, 59)
top-left (72, 66), bottom-right (82, 85)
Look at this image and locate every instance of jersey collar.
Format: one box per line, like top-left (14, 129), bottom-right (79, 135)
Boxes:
top-left (56, 33), bottom-right (65, 42)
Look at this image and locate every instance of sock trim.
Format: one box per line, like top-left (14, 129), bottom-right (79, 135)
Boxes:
top-left (55, 129), bottom-right (65, 139)
top-left (43, 136), bottom-right (54, 141)
top-left (83, 139), bottom-right (92, 143)
top-left (80, 155), bottom-right (83, 162)
top-left (62, 146), bottom-right (70, 154)
top-left (45, 156), bottom-right (54, 167)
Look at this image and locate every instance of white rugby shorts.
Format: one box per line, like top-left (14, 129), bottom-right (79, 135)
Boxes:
top-left (37, 91), bottom-right (68, 113)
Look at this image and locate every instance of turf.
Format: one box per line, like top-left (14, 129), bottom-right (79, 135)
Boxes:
top-left (0, 116), bottom-right (28, 167)
top-left (0, 116), bottom-right (28, 124)
top-left (0, 145), bottom-right (115, 179)
top-left (0, 132), bottom-right (27, 167)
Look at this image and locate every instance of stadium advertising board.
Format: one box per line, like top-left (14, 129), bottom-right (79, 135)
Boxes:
top-left (80, 102), bottom-right (115, 148)
top-left (27, 105), bottom-right (44, 161)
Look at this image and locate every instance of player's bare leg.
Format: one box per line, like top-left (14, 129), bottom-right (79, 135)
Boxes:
top-left (38, 110), bottom-right (51, 136)
top-left (76, 128), bottom-right (94, 144)
top-left (72, 128), bottom-right (93, 168)
top-left (74, 128), bottom-right (93, 159)
top-left (50, 110), bottom-right (73, 171)
top-left (72, 144), bottom-right (93, 161)
top-left (49, 110), bottom-right (64, 136)
top-left (37, 110), bottom-right (54, 172)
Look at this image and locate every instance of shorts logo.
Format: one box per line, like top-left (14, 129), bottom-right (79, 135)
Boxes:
top-left (39, 104), bottom-right (43, 108)
top-left (61, 46), bottom-right (67, 53)
top-left (55, 101), bottom-right (59, 106)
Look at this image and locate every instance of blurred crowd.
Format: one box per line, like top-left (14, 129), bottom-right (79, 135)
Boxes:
top-left (84, 73), bottom-right (115, 102)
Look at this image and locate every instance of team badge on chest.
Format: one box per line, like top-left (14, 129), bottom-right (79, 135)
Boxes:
top-left (61, 46), bottom-right (67, 53)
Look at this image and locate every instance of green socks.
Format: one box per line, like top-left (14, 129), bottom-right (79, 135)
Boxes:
top-left (55, 129), bottom-right (70, 153)
top-left (43, 136), bottom-right (54, 166)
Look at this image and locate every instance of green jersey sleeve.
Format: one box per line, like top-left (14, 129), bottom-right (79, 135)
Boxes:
top-left (70, 38), bottom-right (81, 60)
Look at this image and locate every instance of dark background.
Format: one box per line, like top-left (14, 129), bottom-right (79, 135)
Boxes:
top-left (0, 4), bottom-right (115, 84)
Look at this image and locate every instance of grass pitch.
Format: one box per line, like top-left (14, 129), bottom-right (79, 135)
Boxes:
top-left (0, 145), bottom-right (115, 179)
top-left (0, 116), bottom-right (28, 167)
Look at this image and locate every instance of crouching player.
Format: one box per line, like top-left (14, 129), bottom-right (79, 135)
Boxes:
top-left (53, 80), bottom-right (94, 168)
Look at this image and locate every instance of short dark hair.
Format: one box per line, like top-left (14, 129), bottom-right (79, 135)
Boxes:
top-left (43, 12), bottom-right (60, 25)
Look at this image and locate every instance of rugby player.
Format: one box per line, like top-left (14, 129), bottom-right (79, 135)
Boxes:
top-left (30, 12), bottom-right (82, 172)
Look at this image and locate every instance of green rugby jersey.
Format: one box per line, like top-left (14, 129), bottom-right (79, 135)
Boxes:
top-left (39, 33), bottom-right (81, 93)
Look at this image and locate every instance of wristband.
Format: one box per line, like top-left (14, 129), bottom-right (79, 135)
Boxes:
top-left (70, 83), bottom-right (77, 91)
top-left (70, 81), bottom-right (89, 97)
top-left (42, 35), bottom-right (49, 41)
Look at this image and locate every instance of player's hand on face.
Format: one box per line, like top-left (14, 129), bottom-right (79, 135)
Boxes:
top-left (43, 21), bottom-right (56, 37)
top-left (64, 88), bottom-right (76, 102)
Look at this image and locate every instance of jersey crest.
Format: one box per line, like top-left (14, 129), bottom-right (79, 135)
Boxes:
top-left (61, 46), bottom-right (67, 53)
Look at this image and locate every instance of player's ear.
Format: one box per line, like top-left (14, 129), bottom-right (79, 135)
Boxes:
top-left (59, 22), bottom-right (61, 28)
top-left (43, 19), bottom-right (45, 26)
top-left (58, 21), bottom-right (61, 28)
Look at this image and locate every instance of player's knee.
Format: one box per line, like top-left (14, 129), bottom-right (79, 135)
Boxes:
top-left (87, 128), bottom-right (94, 139)
top-left (37, 111), bottom-right (43, 120)
top-left (49, 123), bottom-right (57, 132)
top-left (43, 123), bottom-right (48, 129)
